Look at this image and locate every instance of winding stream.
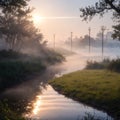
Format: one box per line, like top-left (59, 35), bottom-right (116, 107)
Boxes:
top-left (26, 54), bottom-right (113, 120)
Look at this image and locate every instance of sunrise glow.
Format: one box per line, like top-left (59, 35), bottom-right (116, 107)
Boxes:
top-left (32, 14), bottom-right (43, 25)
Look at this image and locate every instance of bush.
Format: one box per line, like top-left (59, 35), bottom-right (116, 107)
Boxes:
top-left (107, 58), bottom-right (120, 72)
top-left (85, 58), bottom-right (120, 73)
top-left (0, 50), bottom-right (26, 60)
top-left (0, 101), bottom-right (25, 120)
top-left (0, 49), bottom-right (64, 91)
top-left (85, 59), bottom-right (110, 70)
top-left (41, 49), bottom-right (65, 64)
top-left (0, 61), bottom-right (46, 91)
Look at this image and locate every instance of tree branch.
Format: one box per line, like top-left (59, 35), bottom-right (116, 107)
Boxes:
top-left (80, 0), bottom-right (120, 21)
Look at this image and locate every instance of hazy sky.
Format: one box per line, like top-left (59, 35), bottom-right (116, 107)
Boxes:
top-left (29, 0), bottom-right (114, 44)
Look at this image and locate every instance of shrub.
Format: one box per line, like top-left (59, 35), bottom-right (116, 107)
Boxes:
top-left (0, 49), bottom-right (64, 91)
top-left (0, 101), bottom-right (25, 120)
top-left (107, 58), bottom-right (120, 72)
top-left (0, 61), bottom-right (46, 91)
top-left (0, 50), bottom-right (26, 60)
top-left (85, 59), bottom-right (110, 70)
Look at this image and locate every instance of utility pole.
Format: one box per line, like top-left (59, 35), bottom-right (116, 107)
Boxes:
top-left (71, 32), bottom-right (73, 52)
top-left (53, 34), bottom-right (55, 49)
top-left (88, 27), bottom-right (91, 53)
top-left (101, 26), bottom-right (106, 58)
top-left (105, 29), bottom-right (109, 41)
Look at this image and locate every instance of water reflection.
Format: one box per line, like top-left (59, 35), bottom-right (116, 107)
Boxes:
top-left (26, 53), bottom-right (116, 120)
top-left (27, 85), bottom-right (113, 120)
top-left (32, 96), bottom-right (42, 115)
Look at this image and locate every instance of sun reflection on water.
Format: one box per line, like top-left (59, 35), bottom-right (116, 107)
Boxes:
top-left (32, 95), bottom-right (42, 115)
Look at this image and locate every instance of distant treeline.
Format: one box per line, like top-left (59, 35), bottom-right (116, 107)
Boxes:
top-left (65, 32), bottom-right (120, 48)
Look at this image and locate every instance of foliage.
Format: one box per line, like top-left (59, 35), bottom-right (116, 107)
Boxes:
top-left (0, 101), bottom-right (25, 120)
top-left (0, 0), bottom-right (28, 7)
top-left (0, 60), bottom-right (46, 91)
top-left (0, 0), bottom-right (43, 51)
top-left (85, 59), bottom-right (110, 69)
top-left (44, 49), bottom-right (65, 64)
top-left (0, 49), bottom-right (27, 59)
top-left (0, 49), bottom-right (64, 92)
top-left (112, 23), bottom-right (120, 40)
top-left (86, 58), bottom-right (120, 73)
top-left (80, 0), bottom-right (120, 40)
top-left (107, 58), bottom-right (120, 72)
top-left (80, 0), bottom-right (120, 21)
top-left (50, 70), bottom-right (120, 119)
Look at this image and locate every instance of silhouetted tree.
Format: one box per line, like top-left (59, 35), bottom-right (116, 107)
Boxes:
top-left (80, 0), bottom-right (120, 20)
top-left (0, 0), bottom-right (43, 51)
top-left (80, 0), bottom-right (120, 40)
top-left (112, 23), bottom-right (120, 40)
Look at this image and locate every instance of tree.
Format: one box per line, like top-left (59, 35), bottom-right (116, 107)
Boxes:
top-left (0, 0), bottom-right (28, 8)
top-left (112, 23), bottom-right (120, 40)
top-left (80, 0), bottom-right (120, 20)
top-left (80, 0), bottom-right (120, 40)
top-left (0, 0), bottom-right (43, 51)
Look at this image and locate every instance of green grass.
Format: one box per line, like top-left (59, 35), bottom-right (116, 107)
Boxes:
top-left (49, 70), bottom-right (120, 119)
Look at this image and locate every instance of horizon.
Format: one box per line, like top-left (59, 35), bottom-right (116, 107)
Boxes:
top-left (29, 0), bottom-right (114, 44)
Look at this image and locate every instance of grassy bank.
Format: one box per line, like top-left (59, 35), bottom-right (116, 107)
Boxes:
top-left (0, 50), bottom-right (64, 92)
top-left (49, 70), bottom-right (120, 119)
top-left (0, 50), bottom-right (64, 120)
top-left (0, 61), bottom-right (46, 92)
top-left (0, 50), bottom-right (47, 92)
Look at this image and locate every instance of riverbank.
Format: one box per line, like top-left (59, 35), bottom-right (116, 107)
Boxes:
top-left (0, 50), bottom-right (64, 120)
top-left (0, 50), bottom-right (64, 92)
top-left (49, 70), bottom-right (120, 120)
top-left (0, 65), bottom-right (61, 120)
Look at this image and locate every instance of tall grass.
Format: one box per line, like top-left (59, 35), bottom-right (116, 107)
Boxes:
top-left (86, 58), bottom-right (120, 73)
top-left (85, 59), bottom-right (110, 70)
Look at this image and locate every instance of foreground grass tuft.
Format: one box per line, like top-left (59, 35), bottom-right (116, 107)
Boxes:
top-left (50, 70), bottom-right (120, 119)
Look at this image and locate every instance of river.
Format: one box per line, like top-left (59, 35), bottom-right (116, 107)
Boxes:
top-left (26, 53), bottom-right (114, 120)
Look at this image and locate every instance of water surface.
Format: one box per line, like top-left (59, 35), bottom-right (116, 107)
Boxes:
top-left (27, 85), bottom-right (112, 120)
top-left (27, 53), bottom-right (114, 120)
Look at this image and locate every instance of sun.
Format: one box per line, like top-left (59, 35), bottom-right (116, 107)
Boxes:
top-left (32, 14), bottom-right (43, 25)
